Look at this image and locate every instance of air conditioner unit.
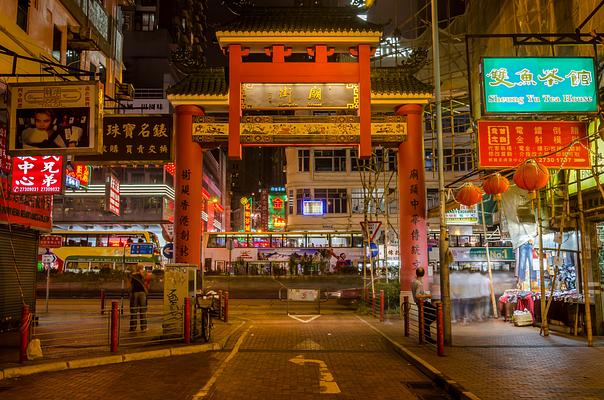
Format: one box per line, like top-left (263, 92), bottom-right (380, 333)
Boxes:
top-left (115, 82), bottom-right (135, 101)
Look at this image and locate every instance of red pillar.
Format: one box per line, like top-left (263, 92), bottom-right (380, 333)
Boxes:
top-left (175, 105), bottom-right (204, 267)
top-left (358, 44), bottom-right (372, 158)
top-left (228, 44), bottom-right (242, 159)
top-left (396, 104), bottom-right (427, 292)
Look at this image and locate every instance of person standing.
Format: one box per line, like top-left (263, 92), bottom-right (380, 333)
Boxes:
top-left (129, 265), bottom-right (148, 332)
top-left (412, 267), bottom-right (436, 343)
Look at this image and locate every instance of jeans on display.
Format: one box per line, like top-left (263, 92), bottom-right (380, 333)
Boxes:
top-left (517, 243), bottom-right (537, 282)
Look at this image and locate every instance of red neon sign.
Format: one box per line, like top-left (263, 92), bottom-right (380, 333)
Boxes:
top-left (11, 156), bottom-right (63, 194)
top-left (478, 120), bottom-right (590, 169)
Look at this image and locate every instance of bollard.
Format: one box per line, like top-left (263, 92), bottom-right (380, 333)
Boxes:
top-left (100, 289), bottom-right (106, 315)
top-left (380, 290), bottom-right (384, 322)
top-left (19, 305), bottom-right (30, 363)
top-left (218, 290), bottom-right (223, 320)
top-left (403, 296), bottom-right (410, 337)
top-left (436, 302), bottom-right (444, 356)
top-left (110, 301), bottom-right (119, 353)
top-left (224, 291), bottom-right (229, 323)
top-left (418, 300), bottom-right (425, 345)
top-left (184, 297), bottom-right (191, 344)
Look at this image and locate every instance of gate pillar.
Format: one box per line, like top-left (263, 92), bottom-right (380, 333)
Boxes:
top-left (396, 104), bottom-right (428, 292)
top-left (174, 105), bottom-right (205, 267)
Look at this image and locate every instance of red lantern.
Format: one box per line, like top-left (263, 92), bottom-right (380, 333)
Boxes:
top-left (482, 173), bottom-right (510, 201)
top-left (513, 159), bottom-right (549, 199)
top-left (455, 183), bottom-right (484, 207)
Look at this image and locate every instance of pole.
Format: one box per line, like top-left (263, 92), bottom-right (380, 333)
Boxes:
top-left (224, 291), bottom-right (229, 323)
top-left (121, 245), bottom-right (126, 315)
top-left (184, 297), bottom-right (191, 344)
top-left (19, 304), bottom-right (30, 363)
top-left (481, 200), bottom-right (499, 318)
top-left (403, 295), bottom-right (410, 337)
top-left (418, 300), bottom-right (425, 344)
top-left (576, 170), bottom-right (594, 346)
top-left (537, 194), bottom-right (548, 336)
top-left (100, 289), bottom-right (106, 315)
top-left (110, 301), bottom-right (119, 353)
top-left (436, 302), bottom-right (444, 356)
top-left (432, 0), bottom-right (451, 345)
top-left (380, 289), bottom-right (384, 322)
top-left (45, 262), bottom-right (50, 313)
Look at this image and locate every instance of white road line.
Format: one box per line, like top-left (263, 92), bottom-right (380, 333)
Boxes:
top-left (191, 325), bottom-right (252, 400)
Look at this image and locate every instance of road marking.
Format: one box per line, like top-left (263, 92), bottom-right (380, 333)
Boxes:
top-left (289, 354), bottom-right (341, 394)
top-left (288, 314), bottom-right (321, 323)
top-left (192, 325), bottom-right (252, 400)
top-left (294, 338), bottom-right (323, 350)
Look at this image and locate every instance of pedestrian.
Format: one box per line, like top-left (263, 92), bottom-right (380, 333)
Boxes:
top-left (412, 267), bottom-right (436, 343)
top-left (129, 264), bottom-right (148, 332)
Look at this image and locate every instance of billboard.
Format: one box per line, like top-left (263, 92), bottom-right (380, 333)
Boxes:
top-left (482, 57), bottom-right (597, 114)
top-left (78, 115), bottom-right (173, 163)
top-left (477, 120), bottom-right (590, 169)
top-left (446, 205), bottom-right (478, 225)
top-left (8, 81), bottom-right (103, 155)
top-left (11, 156), bottom-right (64, 195)
top-left (105, 172), bottom-right (120, 216)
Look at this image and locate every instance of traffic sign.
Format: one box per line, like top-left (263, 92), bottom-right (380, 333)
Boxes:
top-left (40, 235), bottom-right (63, 248)
top-left (368, 242), bottom-right (379, 258)
top-left (162, 243), bottom-right (174, 259)
top-left (41, 254), bottom-right (57, 264)
top-left (130, 243), bottom-right (154, 255)
top-left (360, 221), bottom-right (382, 242)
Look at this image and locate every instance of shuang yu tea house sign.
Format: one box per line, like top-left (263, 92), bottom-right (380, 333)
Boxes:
top-left (482, 57), bottom-right (598, 114)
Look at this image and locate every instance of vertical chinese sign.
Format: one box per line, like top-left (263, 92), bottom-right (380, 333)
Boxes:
top-left (407, 168), bottom-right (423, 270)
top-left (241, 197), bottom-right (252, 232)
top-left (268, 193), bottom-right (287, 231)
top-left (0, 122), bottom-right (53, 230)
top-left (105, 173), bottom-right (120, 216)
top-left (177, 167), bottom-right (192, 259)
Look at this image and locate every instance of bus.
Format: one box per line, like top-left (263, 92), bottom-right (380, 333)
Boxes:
top-left (202, 231), bottom-right (365, 275)
top-left (47, 230), bottom-right (162, 272)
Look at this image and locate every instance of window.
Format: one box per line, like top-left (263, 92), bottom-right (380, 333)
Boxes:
top-left (138, 12), bottom-right (155, 31)
top-left (314, 150), bottom-right (346, 172)
top-left (52, 26), bottom-right (62, 61)
top-left (66, 49), bottom-right (81, 69)
top-left (427, 189), bottom-right (439, 210)
top-left (131, 173), bottom-right (145, 184)
top-left (296, 189), bottom-right (311, 215)
top-left (298, 150), bottom-right (310, 172)
top-left (314, 188), bottom-right (347, 214)
top-left (351, 149), bottom-right (397, 171)
top-left (288, 190), bottom-right (294, 214)
top-left (17, 0), bottom-right (29, 31)
top-left (351, 188), bottom-right (386, 214)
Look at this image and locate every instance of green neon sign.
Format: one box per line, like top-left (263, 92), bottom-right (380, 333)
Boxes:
top-left (482, 57), bottom-right (598, 113)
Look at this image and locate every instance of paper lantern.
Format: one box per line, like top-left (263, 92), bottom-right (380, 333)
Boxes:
top-left (513, 159), bottom-right (549, 200)
top-left (455, 183), bottom-right (483, 207)
top-left (482, 173), bottom-right (510, 202)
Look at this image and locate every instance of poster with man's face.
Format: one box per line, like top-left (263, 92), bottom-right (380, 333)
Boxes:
top-left (8, 81), bottom-right (103, 156)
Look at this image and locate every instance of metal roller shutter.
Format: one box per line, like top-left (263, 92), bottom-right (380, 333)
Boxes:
top-left (0, 225), bottom-right (38, 332)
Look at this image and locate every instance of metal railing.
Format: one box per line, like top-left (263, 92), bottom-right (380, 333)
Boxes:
top-left (402, 296), bottom-right (445, 356)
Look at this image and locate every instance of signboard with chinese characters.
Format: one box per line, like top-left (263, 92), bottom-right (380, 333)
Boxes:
top-left (105, 172), bottom-right (120, 216)
top-left (477, 120), bottom-right (590, 168)
top-left (450, 247), bottom-right (515, 262)
top-left (482, 57), bottom-right (598, 113)
top-left (71, 164), bottom-right (91, 188)
top-left (122, 99), bottom-right (170, 115)
top-left (8, 81), bottom-right (103, 155)
top-left (0, 121), bottom-right (52, 230)
top-left (79, 115), bottom-right (173, 163)
top-left (241, 83), bottom-right (358, 109)
top-left (241, 197), bottom-right (252, 232)
top-left (445, 205), bottom-right (479, 225)
top-left (268, 193), bottom-right (287, 231)
top-left (11, 156), bottom-right (64, 194)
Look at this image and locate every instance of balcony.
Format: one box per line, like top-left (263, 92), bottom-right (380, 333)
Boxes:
top-left (63, 0), bottom-right (112, 55)
top-left (115, 82), bottom-right (135, 100)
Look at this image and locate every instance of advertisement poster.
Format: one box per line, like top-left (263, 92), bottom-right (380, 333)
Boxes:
top-left (477, 120), bottom-right (590, 168)
top-left (9, 81), bottom-right (103, 155)
top-left (11, 156), bottom-right (64, 195)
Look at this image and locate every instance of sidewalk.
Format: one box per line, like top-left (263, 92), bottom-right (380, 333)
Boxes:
top-left (364, 315), bottom-right (604, 400)
top-left (0, 298), bottom-right (245, 380)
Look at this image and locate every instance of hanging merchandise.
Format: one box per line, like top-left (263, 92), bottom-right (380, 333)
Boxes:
top-left (482, 173), bottom-right (510, 202)
top-left (513, 159), bottom-right (549, 200)
top-left (455, 183), bottom-right (483, 207)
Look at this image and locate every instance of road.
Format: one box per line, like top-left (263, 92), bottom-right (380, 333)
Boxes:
top-left (0, 314), bottom-right (450, 400)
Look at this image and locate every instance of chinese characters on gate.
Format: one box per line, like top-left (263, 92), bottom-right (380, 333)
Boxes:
top-left (177, 168), bottom-right (192, 258)
top-left (408, 168), bottom-right (421, 269)
top-left (482, 57), bottom-right (597, 113)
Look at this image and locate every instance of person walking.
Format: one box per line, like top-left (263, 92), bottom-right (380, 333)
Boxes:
top-left (129, 264), bottom-right (148, 332)
top-left (412, 267), bottom-right (436, 343)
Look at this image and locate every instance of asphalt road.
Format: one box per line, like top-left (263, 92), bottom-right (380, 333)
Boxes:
top-left (0, 313), bottom-right (450, 400)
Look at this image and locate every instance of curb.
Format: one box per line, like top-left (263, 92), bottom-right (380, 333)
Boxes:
top-left (0, 320), bottom-right (247, 381)
top-left (356, 316), bottom-right (481, 400)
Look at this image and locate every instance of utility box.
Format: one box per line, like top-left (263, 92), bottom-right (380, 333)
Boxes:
top-left (163, 263), bottom-right (197, 336)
